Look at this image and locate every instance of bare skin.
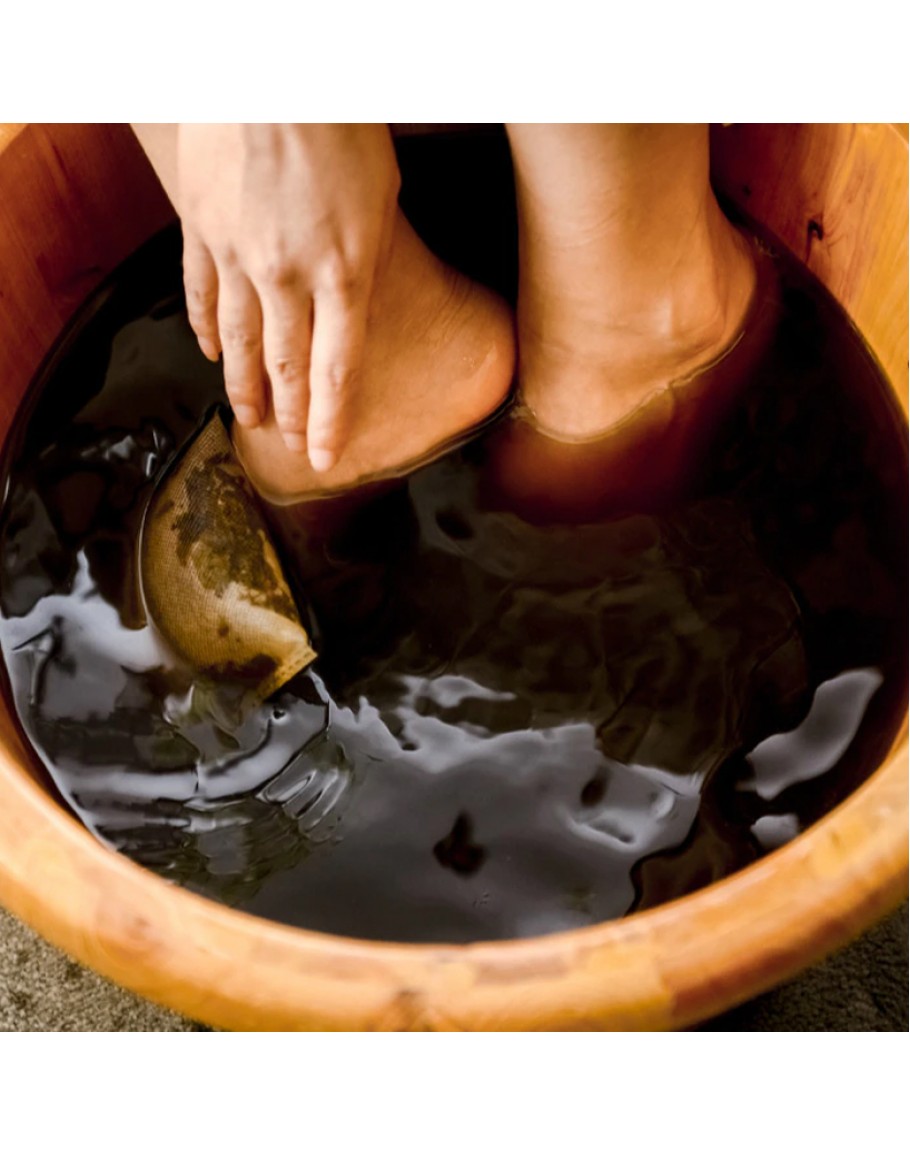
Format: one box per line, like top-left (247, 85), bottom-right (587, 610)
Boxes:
top-left (133, 124), bottom-right (402, 472)
top-left (504, 124), bottom-right (757, 441)
top-left (234, 211), bottom-right (515, 500)
top-left (133, 124), bottom-right (757, 506)
top-left (482, 262), bottom-right (778, 525)
top-left (132, 123), bottom-right (515, 498)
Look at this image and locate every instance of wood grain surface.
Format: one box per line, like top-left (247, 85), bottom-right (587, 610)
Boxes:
top-left (0, 123), bottom-right (906, 1030)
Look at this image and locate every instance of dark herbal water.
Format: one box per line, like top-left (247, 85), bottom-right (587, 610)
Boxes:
top-left (0, 143), bottom-right (907, 943)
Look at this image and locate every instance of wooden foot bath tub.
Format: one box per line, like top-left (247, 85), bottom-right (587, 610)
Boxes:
top-left (0, 123), bottom-right (906, 1030)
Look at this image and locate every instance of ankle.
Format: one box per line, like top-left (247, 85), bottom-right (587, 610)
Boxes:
top-left (516, 207), bottom-right (758, 441)
top-left (636, 208), bottom-right (757, 377)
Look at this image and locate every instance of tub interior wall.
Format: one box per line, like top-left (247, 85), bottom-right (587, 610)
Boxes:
top-left (0, 124), bottom-right (173, 786)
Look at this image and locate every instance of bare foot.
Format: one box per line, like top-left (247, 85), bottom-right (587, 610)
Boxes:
top-left (506, 124), bottom-right (758, 442)
top-left (485, 245), bottom-right (778, 524)
top-left (515, 210), bottom-right (757, 438)
top-left (234, 213), bottom-right (515, 502)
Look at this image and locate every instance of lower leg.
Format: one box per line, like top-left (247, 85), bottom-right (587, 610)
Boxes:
top-left (505, 123), bottom-right (756, 440)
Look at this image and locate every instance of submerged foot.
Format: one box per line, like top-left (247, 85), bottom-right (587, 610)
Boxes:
top-left (234, 213), bottom-right (515, 503)
top-left (487, 233), bottom-right (777, 523)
